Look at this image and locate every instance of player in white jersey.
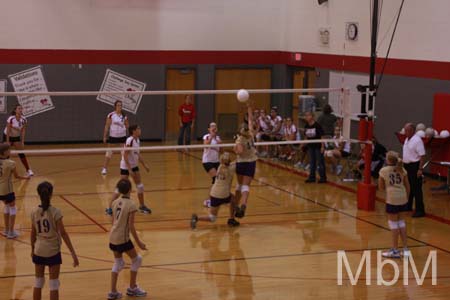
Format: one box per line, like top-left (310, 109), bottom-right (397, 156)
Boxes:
top-left (234, 101), bottom-right (257, 219)
top-left (102, 100), bottom-right (129, 175)
top-left (31, 181), bottom-right (79, 300)
top-left (0, 143), bottom-right (29, 239)
top-left (3, 105), bottom-right (34, 176)
top-left (106, 125), bottom-right (151, 215)
top-left (191, 153), bottom-right (240, 229)
top-left (108, 179), bottom-right (148, 299)
top-left (202, 122), bottom-right (221, 208)
top-left (378, 151), bottom-right (411, 258)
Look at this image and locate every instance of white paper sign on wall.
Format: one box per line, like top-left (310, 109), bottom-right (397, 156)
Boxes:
top-left (97, 69), bottom-right (147, 114)
top-left (0, 80), bottom-right (7, 114)
top-left (8, 66), bottom-right (55, 117)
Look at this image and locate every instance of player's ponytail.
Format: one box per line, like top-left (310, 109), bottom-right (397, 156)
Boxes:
top-left (37, 181), bottom-right (53, 213)
top-left (217, 152), bottom-right (231, 178)
top-left (386, 151), bottom-right (403, 173)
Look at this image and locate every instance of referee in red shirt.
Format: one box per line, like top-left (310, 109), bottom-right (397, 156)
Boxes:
top-left (178, 95), bottom-right (196, 146)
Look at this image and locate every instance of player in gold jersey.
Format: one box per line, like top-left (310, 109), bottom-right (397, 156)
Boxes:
top-left (190, 153), bottom-right (240, 229)
top-left (0, 143), bottom-right (29, 239)
top-left (30, 181), bottom-right (79, 300)
top-left (379, 151), bottom-right (411, 258)
top-left (234, 101), bottom-right (257, 219)
top-left (108, 179), bottom-right (148, 300)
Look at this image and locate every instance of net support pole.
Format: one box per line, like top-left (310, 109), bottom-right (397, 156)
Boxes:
top-left (357, 0), bottom-right (379, 211)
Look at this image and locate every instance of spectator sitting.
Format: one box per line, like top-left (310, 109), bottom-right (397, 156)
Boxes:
top-left (255, 109), bottom-right (271, 157)
top-left (268, 106), bottom-right (283, 156)
top-left (279, 117), bottom-right (298, 161)
top-left (358, 136), bottom-right (387, 179)
top-left (324, 127), bottom-right (351, 175)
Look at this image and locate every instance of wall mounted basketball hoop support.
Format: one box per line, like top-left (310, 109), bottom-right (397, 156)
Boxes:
top-left (357, 0), bottom-right (379, 211)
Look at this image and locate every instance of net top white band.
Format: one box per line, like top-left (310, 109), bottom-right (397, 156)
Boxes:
top-left (10, 138), bottom-right (366, 155)
top-left (0, 87), bottom-right (347, 97)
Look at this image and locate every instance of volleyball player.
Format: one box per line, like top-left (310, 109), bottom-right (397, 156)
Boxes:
top-left (31, 181), bottom-right (79, 300)
top-left (379, 151), bottom-right (411, 258)
top-left (0, 143), bottom-right (29, 239)
top-left (105, 125), bottom-right (151, 215)
top-left (202, 122), bottom-right (221, 208)
top-left (3, 104), bottom-right (34, 176)
top-left (234, 101), bottom-right (257, 219)
top-left (108, 179), bottom-right (148, 299)
top-left (101, 100), bottom-right (129, 175)
top-left (191, 152), bottom-right (240, 229)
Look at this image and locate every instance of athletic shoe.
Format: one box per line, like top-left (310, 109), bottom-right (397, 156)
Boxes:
top-left (294, 162), bottom-right (304, 169)
top-left (126, 286), bottom-right (147, 297)
top-left (227, 218), bottom-right (240, 227)
top-left (336, 165), bottom-right (343, 176)
top-left (105, 208), bottom-right (113, 216)
top-left (382, 248), bottom-right (401, 259)
top-left (318, 179), bottom-right (327, 184)
top-left (190, 214), bottom-right (198, 229)
top-left (402, 248), bottom-right (411, 257)
top-left (305, 178), bottom-right (315, 183)
top-left (101, 168), bottom-right (107, 175)
top-left (27, 169), bottom-right (34, 176)
top-left (235, 205), bottom-right (246, 218)
top-left (107, 291), bottom-right (122, 300)
top-left (139, 206), bottom-right (152, 214)
top-left (203, 199), bottom-right (211, 208)
top-left (7, 230), bottom-right (19, 239)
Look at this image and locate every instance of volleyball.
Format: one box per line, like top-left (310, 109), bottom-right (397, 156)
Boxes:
top-left (416, 130), bottom-right (426, 138)
top-left (237, 89), bottom-right (249, 102)
top-left (416, 123), bottom-right (426, 131)
top-left (425, 127), bottom-right (434, 137)
top-left (440, 130), bottom-right (450, 138)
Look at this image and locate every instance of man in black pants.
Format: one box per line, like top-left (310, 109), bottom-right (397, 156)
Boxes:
top-left (403, 123), bottom-right (426, 218)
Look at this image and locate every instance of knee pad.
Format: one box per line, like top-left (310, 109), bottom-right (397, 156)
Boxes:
top-left (35, 277), bottom-right (45, 289)
top-left (130, 255), bottom-right (142, 272)
top-left (18, 153), bottom-right (25, 159)
top-left (136, 183), bottom-right (144, 194)
top-left (112, 257), bottom-right (125, 273)
top-left (49, 279), bottom-right (60, 291)
top-left (235, 184), bottom-right (241, 192)
top-left (388, 220), bottom-right (399, 230)
top-left (241, 185), bottom-right (250, 193)
top-left (208, 214), bottom-right (217, 223)
top-left (398, 220), bottom-right (406, 228)
top-left (105, 150), bottom-right (113, 158)
top-left (4, 205), bottom-right (10, 214)
top-left (9, 206), bottom-right (16, 216)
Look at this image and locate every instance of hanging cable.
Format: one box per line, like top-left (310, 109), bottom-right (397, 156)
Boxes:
top-left (376, 0), bottom-right (405, 91)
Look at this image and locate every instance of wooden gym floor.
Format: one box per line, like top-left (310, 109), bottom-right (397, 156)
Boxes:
top-left (0, 147), bottom-right (449, 300)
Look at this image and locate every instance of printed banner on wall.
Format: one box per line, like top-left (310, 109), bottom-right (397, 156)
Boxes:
top-left (8, 66), bottom-right (54, 117)
top-left (0, 80), bottom-right (7, 113)
top-left (97, 69), bottom-right (146, 114)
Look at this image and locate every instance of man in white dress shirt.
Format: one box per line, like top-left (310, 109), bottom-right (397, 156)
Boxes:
top-left (403, 123), bottom-right (426, 217)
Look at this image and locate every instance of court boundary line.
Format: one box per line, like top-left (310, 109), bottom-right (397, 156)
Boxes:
top-left (59, 195), bottom-right (108, 233)
top-left (259, 159), bottom-right (450, 226)
top-left (0, 244), bottom-right (432, 280)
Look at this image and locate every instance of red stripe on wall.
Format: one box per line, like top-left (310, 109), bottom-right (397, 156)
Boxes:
top-left (0, 49), bottom-right (449, 80)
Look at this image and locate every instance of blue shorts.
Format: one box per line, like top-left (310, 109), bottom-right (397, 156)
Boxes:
top-left (109, 240), bottom-right (134, 253)
top-left (236, 161), bottom-right (256, 178)
top-left (386, 203), bottom-right (409, 214)
top-left (210, 195), bottom-right (232, 207)
top-left (0, 193), bottom-right (15, 204)
top-left (32, 252), bottom-right (62, 266)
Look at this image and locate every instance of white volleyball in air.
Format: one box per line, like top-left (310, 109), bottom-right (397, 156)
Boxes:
top-left (236, 89), bottom-right (249, 103)
top-left (399, 128), bottom-right (405, 135)
top-left (416, 123), bottom-right (426, 132)
top-left (425, 128), bottom-right (434, 137)
top-left (416, 130), bottom-right (426, 138)
top-left (440, 130), bottom-right (450, 138)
